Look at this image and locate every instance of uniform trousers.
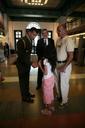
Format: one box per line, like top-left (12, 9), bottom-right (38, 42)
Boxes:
top-left (56, 63), bottom-right (72, 103)
top-left (16, 62), bottom-right (30, 99)
top-left (37, 67), bottom-right (43, 89)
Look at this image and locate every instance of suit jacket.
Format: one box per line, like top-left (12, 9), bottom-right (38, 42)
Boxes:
top-left (36, 38), bottom-right (57, 69)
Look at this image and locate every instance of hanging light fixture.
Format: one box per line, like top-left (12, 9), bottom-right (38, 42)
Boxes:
top-left (21, 0), bottom-right (48, 6)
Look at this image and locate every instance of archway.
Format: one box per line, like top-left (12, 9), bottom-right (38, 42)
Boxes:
top-left (26, 22), bottom-right (40, 29)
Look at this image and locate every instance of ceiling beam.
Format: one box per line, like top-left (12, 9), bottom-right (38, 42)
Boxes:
top-left (6, 8), bottom-right (61, 19)
top-left (1, 0), bottom-right (85, 22)
top-left (70, 12), bottom-right (85, 18)
top-left (10, 17), bottom-right (57, 22)
top-left (61, 0), bottom-right (85, 16)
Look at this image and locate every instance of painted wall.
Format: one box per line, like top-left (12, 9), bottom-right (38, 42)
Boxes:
top-left (8, 21), bottom-right (59, 49)
top-left (0, 13), bottom-right (9, 45)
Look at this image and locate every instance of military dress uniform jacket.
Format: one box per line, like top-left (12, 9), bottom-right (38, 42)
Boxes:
top-left (16, 36), bottom-right (32, 71)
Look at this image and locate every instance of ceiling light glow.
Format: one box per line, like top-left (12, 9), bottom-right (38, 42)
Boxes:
top-left (21, 0), bottom-right (48, 6)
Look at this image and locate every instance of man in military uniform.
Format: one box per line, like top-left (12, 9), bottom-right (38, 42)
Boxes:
top-left (16, 27), bottom-right (38, 103)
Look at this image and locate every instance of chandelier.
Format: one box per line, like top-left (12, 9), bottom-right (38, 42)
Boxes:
top-left (21, 0), bottom-right (48, 6)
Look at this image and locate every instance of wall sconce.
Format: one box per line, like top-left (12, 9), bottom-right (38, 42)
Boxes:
top-left (0, 31), bottom-right (4, 38)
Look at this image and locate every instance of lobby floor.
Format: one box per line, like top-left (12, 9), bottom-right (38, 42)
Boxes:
top-left (0, 60), bottom-right (85, 128)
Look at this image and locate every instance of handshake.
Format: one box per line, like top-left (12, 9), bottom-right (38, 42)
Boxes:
top-left (31, 54), bottom-right (38, 68)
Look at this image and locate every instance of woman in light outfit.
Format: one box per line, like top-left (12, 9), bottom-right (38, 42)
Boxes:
top-left (38, 57), bottom-right (55, 115)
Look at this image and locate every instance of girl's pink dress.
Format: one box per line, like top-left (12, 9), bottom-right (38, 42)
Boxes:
top-left (42, 75), bottom-right (55, 105)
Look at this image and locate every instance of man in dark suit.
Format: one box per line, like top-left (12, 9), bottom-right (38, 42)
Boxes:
top-left (36, 29), bottom-right (57, 90)
top-left (16, 27), bottom-right (38, 103)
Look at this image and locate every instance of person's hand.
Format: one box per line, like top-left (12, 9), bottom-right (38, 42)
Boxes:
top-left (38, 60), bottom-right (41, 67)
top-left (57, 65), bottom-right (66, 72)
top-left (31, 62), bottom-right (38, 68)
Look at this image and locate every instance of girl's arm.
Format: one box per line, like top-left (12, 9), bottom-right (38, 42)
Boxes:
top-left (38, 60), bottom-right (48, 75)
top-left (44, 65), bottom-right (48, 75)
top-left (38, 60), bottom-right (44, 73)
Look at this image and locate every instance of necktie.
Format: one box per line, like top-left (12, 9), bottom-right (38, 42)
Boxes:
top-left (44, 39), bottom-right (46, 47)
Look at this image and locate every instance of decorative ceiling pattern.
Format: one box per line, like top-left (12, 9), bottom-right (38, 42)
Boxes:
top-left (1, 0), bottom-right (85, 22)
top-left (7, 0), bottom-right (62, 8)
top-left (3, 0), bottom-right (63, 8)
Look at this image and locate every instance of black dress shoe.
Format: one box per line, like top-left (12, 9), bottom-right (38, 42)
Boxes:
top-left (58, 102), bottom-right (68, 109)
top-left (29, 93), bottom-right (35, 98)
top-left (22, 97), bottom-right (34, 103)
top-left (56, 96), bottom-right (62, 102)
top-left (36, 86), bottom-right (41, 90)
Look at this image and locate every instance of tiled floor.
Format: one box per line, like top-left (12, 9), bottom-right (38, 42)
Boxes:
top-left (0, 61), bottom-right (85, 128)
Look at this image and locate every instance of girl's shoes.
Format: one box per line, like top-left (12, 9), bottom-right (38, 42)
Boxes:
top-left (41, 109), bottom-right (52, 115)
top-left (49, 106), bottom-right (55, 112)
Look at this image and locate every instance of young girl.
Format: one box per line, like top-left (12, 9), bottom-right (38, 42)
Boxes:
top-left (38, 58), bottom-right (55, 115)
